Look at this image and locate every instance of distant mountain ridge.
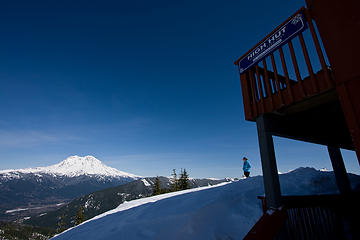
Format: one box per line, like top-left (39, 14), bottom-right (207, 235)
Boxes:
top-left (0, 155), bottom-right (139, 222)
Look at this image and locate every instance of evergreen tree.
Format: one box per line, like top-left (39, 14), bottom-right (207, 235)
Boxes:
top-left (75, 206), bottom-right (85, 226)
top-left (56, 213), bottom-right (67, 233)
top-left (179, 168), bottom-right (190, 190)
top-left (152, 176), bottom-right (161, 196)
top-left (170, 169), bottom-right (179, 191)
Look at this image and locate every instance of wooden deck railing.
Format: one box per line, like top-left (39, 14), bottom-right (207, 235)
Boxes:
top-left (250, 194), bottom-right (360, 240)
top-left (235, 7), bottom-right (335, 121)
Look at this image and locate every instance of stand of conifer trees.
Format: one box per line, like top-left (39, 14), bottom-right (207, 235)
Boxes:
top-left (152, 168), bottom-right (190, 196)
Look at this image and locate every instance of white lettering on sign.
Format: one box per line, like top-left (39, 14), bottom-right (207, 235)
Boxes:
top-left (238, 12), bottom-right (307, 74)
top-left (247, 26), bottom-right (286, 62)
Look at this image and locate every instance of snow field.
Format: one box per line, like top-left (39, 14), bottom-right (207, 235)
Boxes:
top-left (52, 168), bottom-right (360, 240)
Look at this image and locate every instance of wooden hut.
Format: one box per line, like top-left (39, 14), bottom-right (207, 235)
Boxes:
top-left (234, 0), bottom-right (360, 239)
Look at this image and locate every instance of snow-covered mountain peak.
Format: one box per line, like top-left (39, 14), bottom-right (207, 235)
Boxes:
top-left (44, 155), bottom-right (140, 178)
top-left (56, 155), bottom-right (103, 169)
top-left (0, 155), bottom-right (139, 179)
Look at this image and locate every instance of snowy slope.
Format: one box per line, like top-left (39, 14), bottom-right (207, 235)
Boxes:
top-left (52, 167), bottom-right (360, 240)
top-left (26, 176), bottom-right (228, 229)
top-left (0, 155), bottom-right (139, 178)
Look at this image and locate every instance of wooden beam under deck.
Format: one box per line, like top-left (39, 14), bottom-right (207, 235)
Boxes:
top-left (260, 100), bottom-right (354, 151)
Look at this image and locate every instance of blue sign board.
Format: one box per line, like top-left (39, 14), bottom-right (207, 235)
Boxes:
top-left (238, 12), bottom-right (308, 74)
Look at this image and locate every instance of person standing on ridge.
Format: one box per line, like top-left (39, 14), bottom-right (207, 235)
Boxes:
top-left (242, 157), bottom-right (251, 178)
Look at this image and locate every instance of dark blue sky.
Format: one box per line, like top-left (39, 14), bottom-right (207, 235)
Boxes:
top-left (0, 0), bottom-right (358, 177)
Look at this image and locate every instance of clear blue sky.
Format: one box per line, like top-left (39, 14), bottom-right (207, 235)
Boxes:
top-left (0, 0), bottom-right (358, 178)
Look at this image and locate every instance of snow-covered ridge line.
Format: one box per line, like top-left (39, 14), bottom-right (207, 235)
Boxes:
top-left (0, 155), bottom-right (140, 178)
top-left (55, 181), bottom-right (232, 237)
top-left (95, 181), bottom-right (231, 220)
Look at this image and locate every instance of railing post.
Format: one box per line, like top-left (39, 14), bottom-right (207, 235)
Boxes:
top-left (240, 72), bottom-right (254, 120)
top-left (262, 59), bottom-right (275, 111)
top-left (303, 8), bottom-right (333, 89)
top-left (279, 47), bottom-right (294, 103)
top-left (288, 40), bottom-right (306, 97)
top-left (270, 53), bottom-right (285, 105)
top-left (255, 66), bottom-right (266, 113)
top-left (249, 69), bottom-right (259, 117)
top-left (298, 33), bottom-right (319, 93)
top-left (256, 114), bottom-right (282, 209)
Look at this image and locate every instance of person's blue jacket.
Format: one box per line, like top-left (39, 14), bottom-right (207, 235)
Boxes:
top-left (243, 160), bottom-right (251, 172)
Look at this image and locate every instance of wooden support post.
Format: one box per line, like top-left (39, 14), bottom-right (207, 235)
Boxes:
top-left (327, 146), bottom-right (352, 195)
top-left (327, 146), bottom-right (359, 239)
top-left (256, 114), bottom-right (282, 209)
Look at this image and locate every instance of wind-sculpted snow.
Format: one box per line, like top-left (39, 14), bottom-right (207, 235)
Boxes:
top-left (52, 167), bottom-right (360, 240)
